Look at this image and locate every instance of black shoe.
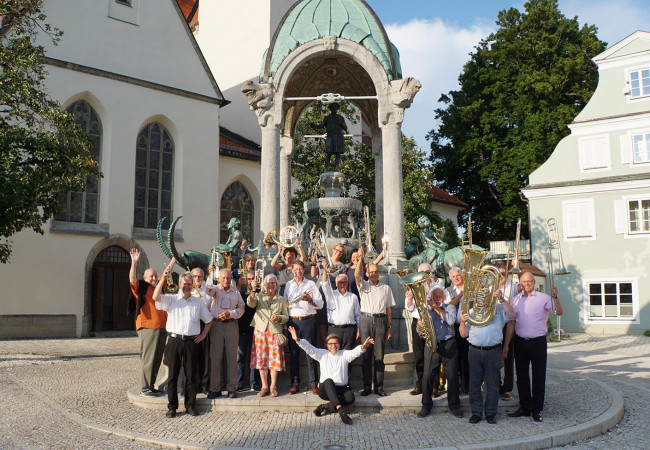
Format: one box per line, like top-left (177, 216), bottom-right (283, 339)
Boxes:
top-left (228, 391), bottom-right (237, 399)
top-left (410, 386), bottom-right (421, 395)
top-left (186, 407), bottom-right (199, 416)
top-left (450, 409), bottom-right (464, 418)
top-left (532, 410), bottom-right (543, 422)
top-left (140, 389), bottom-right (157, 397)
top-left (417, 407), bottom-right (431, 418)
top-left (469, 415), bottom-right (482, 424)
top-left (313, 404), bottom-right (327, 417)
top-left (508, 407), bottom-right (531, 417)
top-left (374, 388), bottom-right (386, 396)
top-left (486, 414), bottom-right (497, 424)
top-left (339, 409), bottom-right (352, 425)
top-left (151, 388), bottom-right (165, 396)
top-left (360, 388), bottom-right (371, 396)
top-left (236, 386), bottom-right (247, 392)
top-left (207, 390), bottom-right (222, 399)
top-left (165, 409), bottom-right (176, 418)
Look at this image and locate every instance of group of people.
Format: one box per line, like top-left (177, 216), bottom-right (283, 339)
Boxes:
top-left (408, 262), bottom-right (563, 424)
top-left (129, 241), bottom-right (563, 424)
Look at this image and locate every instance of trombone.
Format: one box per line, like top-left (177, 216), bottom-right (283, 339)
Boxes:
top-left (209, 248), bottom-right (220, 285)
top-left (546, 218), bottom-right (570, 341)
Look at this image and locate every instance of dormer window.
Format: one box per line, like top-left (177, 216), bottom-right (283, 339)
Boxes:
top-left (629, 68), bottom-right (650, 98)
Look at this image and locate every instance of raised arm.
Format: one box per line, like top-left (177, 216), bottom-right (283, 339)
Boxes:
top-left (354, 247), bottom-right (364, 287)
top-left (129, 248), bottom-right (140, 284)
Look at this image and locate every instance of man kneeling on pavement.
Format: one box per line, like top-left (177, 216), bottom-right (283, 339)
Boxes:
top-left (289, 326), bottom-right (373, 425)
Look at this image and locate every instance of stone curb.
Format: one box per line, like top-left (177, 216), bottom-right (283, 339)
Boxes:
top-left (6, 368), bottom-right (624, 450)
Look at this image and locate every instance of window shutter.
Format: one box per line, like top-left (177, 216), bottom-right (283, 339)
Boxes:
top-left (620, 135), bottom-right (632, 164)
top-left (614, 200), bottom-right (627, 234)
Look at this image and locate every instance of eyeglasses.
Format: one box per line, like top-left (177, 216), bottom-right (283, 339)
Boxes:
top-left (326, 342), bottom-right (340, 346)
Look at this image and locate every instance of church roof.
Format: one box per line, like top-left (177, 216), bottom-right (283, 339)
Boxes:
top-left (430, 186), bottom-right (468, 208)
top-left (261, 0), bottom-right (401, 82)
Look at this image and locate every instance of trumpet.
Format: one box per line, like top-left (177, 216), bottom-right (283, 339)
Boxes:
top-left (209, 248), bottom-right (220, 285)
top-left (254, 259), bottom-right (265, 288)
top-left (287, 287), bottom-right (315, 305)
top-left (165, 270), bottom-right (178, 294)
top-left (547, 218), bottom-right (570, 339)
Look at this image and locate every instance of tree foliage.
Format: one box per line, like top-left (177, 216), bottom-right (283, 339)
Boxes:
top-left (291, 102), bottom-right (457, 250)
top-left (427, 0), bottom-right (606, 246)
top-left (0, 0), bottom-right (100, 262)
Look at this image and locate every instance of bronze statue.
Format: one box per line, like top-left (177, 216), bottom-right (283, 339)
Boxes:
top-left (311, 102), bottom-right (348, 172)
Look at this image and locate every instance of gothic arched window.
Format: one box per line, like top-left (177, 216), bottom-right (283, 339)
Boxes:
top-left (220, 181), bottom-right (253, 243)
top-left (54, 100), bottom-right (101, 223)
top-left (133, 122), bottom-right (174, 229)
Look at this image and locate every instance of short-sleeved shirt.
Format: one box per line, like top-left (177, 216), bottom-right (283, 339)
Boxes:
top-left (463, 303), bottom-right (511, 347)
top-left (130, 280), bottom-right (167, 330)
top-left (511, 290), bottom-right (552, 339)
top-left (155, 293), bottom-right (212, 336)
top-left (357, 280), bottom-right (395, 314)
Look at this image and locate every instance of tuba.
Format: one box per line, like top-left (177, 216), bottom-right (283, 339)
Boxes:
top-left (461, 216), bottom-right (501, 327)
top-left (398, 271), bottom-right (437, 351)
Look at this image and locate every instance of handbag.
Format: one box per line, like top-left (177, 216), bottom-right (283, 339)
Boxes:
top-left (275, 332), bottom-right (288, 347)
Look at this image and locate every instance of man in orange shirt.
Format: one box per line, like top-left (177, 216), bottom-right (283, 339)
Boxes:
top-left (130, 248), bottom-right (170, 397)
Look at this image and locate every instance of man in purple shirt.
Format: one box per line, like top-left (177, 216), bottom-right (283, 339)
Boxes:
top-left (503, 272), bottom-right (563, 422)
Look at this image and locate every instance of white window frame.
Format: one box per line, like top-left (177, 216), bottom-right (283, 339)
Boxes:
top-left (614, 194), bottom-right (650, 237)
top-left (578, 135), bottom-right (610, 172)
top-left (562, 198), bottom-right (596, 241)
top-left (583, 278), bottom-right (639, 324)
top-left (626, 67), bottom-right (650, 101)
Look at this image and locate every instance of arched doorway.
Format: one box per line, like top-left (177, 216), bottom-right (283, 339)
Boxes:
top-left (91, 245), bottom-right (133, 331)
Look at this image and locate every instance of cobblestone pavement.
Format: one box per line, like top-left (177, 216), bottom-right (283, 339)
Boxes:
top-left (0, 333), bottom-right (647, 449)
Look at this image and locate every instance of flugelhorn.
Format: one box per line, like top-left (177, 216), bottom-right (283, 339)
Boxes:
top-left (287, 287), bottom-right (315, 305)
top-left (165, 270), bottom-right (178, 294)
top-left (399, 272), bottom-right (437, 351)
top-left (461, 216), bottom-right (501, 326)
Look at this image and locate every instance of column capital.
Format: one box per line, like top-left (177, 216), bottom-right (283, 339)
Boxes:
top-left (241, 80), bottom-right (281, 128)
top-left (378, 77), bottom-right (421, 127)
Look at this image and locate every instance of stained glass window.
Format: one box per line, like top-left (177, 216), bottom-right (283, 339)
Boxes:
top-left (220, 181), bottom-right (253, 244)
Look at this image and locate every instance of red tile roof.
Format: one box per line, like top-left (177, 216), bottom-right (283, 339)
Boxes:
top-left (430, 185), bottom-right (468, 207)
top-left (177, 0), bottom-right (198, 30)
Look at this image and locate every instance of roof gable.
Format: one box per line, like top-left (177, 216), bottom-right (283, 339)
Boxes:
top-left (594, 30), bottom-right (650, 63)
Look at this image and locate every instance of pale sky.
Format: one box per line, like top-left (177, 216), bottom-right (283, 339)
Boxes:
top-left (366, 0), bottom-right (650, 149)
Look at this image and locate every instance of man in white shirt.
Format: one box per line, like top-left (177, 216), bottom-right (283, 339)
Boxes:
top-left (285, 260), bottom-right (324, 395)
top-left (355, 248), bottom-right (395, 396)
top-left (154, 270), bottom-right (213, 418)
top-left (289, 326), bottom-right (374, 425)
top-left (320, 259), bottom-right (360, 350)
top-left (207, 268), bottom-right (245, 400)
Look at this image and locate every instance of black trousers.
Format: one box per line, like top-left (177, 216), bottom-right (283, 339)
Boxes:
top-left (359, 314), bottom-right (388, 390)
top-left (165, 335), bottom-right (199, 411)
top-left (499, 324), bottom-right (514, 394)
top-left (514, 334), bottom-right (547, 412)
top-left (327, 324), bottom-right (357, 350)
top-left (468, 346), bottom-right (501, 417)
top-left (318, 378), bottom-right (355, 413)
top-left (197, 321), bottom-right (210, 391)
top-left (422, 337), bottom-right (460, 410)
top-left (288, 317), bottom-right (319, 386)
top-left (454, 323), bottom-right (470, 393)
top-left (411, 318), bottom-right (426, 389)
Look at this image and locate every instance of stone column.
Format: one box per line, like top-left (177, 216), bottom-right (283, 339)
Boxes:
top-left (259, 112), bottom-right (281, 245)
top-left (279, 135), bottom-right (293, 229)
top-left (379, 115), bottom-right (406, 259)
top-left (372, 130), bottom-right (384, 251)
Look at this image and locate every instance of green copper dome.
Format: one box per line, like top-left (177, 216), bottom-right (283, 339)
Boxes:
top-left (261, 0), bottom-right (402, 82)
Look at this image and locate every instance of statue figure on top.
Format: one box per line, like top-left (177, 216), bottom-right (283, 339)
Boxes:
top-left (311, 102), bottom-right (348, 172)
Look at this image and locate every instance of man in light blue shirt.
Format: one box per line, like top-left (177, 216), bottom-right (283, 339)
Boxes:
top-left (459, 295), bottom-right (514, 424)
top-left (418, 286), bottom-right (463, 419)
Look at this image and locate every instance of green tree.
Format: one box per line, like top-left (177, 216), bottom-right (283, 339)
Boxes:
top-left (427, 0), bottom-right (606, 246)
top-left (0, 0), bottom-right (100, 262)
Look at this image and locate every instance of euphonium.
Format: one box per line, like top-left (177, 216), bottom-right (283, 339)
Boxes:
top-left (399, 272), bottom-right (437, 351)
top-left (461, 216), bottom-right (501, 326)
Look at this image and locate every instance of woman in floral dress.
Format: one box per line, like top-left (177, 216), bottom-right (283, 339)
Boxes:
top-left (247, 274), bottom-right (288, 397)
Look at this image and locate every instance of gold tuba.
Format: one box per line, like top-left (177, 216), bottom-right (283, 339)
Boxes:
top-left (398, 271), bottom-right (437, 352)
top-left (461, 216), bottom-right (501, 327)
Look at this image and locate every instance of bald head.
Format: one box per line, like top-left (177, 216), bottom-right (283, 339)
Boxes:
top-left (520, 271), bottom-right (535, 294)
